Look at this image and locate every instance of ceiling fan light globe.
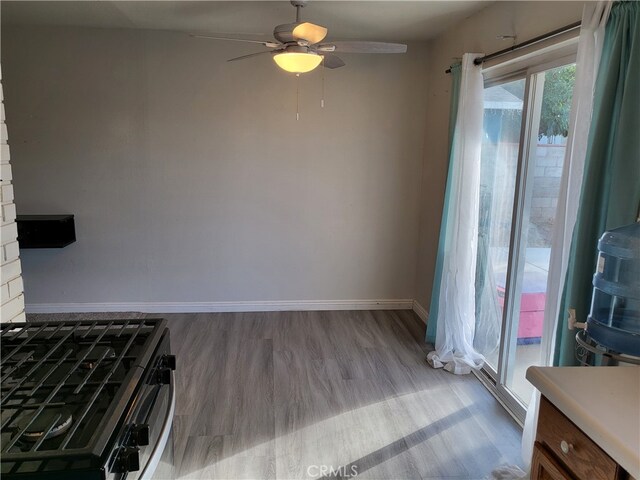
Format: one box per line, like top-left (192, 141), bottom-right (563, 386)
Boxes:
top-left (273, 52), bottom-right (322, 74)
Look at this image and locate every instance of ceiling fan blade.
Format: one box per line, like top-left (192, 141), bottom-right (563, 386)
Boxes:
top-left (292, 22), bottom-right (328, 45)
top-left (322, 54), bottom-right (345, 69)
top-left (191, 34), bottom-right (280, 48)
top-left (320, 41), bottom-right (407, 54)
top-left (227, 51), bottom-right (274, 63)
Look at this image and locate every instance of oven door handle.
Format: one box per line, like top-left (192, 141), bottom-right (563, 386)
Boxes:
top-left (138, 371), bottom-right (176, 480)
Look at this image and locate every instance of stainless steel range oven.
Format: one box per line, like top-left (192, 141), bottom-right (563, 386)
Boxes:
top-left (0, 319), bottom-right (176, 480)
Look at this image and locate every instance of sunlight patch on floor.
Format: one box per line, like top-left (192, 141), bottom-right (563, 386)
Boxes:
top-left (173, 385), bottom-right (474, 479)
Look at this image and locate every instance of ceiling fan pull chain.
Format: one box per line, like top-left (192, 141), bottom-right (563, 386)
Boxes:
top-left (296, 73), bottom-right (300, 121)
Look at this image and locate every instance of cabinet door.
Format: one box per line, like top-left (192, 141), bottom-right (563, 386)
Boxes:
top-left (531, 442), bottom-right (573, 480)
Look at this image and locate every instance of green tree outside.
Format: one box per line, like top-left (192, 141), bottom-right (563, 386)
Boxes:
top-left (539, 64), bottom-right (576, 141)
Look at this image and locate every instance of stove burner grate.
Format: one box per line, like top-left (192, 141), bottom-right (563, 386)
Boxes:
top-left (0, 319), bottom-right (164, 463)
top-left (78, 346), bottom-right (116, 370)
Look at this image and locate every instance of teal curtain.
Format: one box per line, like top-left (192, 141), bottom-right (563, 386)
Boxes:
top-left (554, 0), bottom-right (640, 365)
top-left (426, 63), bottom-right (462, 343)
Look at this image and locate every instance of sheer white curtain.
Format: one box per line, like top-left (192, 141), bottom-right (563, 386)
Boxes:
top-left (520, 0), bottom-right (612, 469)
top-left (427, 53), bottom-right (485, 375)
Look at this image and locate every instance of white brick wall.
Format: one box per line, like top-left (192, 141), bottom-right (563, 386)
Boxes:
top-left (0, 65), bottom-right (25, 323)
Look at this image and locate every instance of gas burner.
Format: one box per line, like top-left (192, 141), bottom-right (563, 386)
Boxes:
top-left (78, 346), bottom-right (116, 369)
top-left (2, 352), bottom-right (35, 385)
top-left (12, 352), bottom-right (34, 363)
top-left (16, 409), bottom-right (73, 442)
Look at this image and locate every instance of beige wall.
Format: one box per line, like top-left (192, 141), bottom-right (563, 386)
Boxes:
top-left (2, 26), bottom-right (429, 308)
top-left (413, 1), bottom-right (587, 311)
top-left (2, 1), bottom-right (591, 313)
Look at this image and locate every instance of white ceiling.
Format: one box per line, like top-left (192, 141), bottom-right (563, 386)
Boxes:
top-left (1, 1), bottom-right (491, 42)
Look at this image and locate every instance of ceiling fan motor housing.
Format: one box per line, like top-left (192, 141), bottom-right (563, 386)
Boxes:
top-left (273, 23), bottom-right (299, 44)
top-left (274, 0), bottom-right (313, 43)
top-left (283, 45), bottom-right (316, 55)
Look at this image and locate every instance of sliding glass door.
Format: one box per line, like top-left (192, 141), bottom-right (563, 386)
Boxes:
top-left (475, 59), bottom-right (576, 421)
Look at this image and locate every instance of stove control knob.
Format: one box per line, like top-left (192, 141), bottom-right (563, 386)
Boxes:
top-left (157, 367), bottom-right (172, 385)
top-left (118, 446), bottom-right (140, 473)
top-left (162, 354), bottom-right (177, 370)
top-left (130, 424), bottom-right (150, 447)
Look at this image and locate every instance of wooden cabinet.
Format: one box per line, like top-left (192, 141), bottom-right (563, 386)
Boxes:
top-left (531, 442), bottom-right (573, 480)
top-left (531, 396), bottom-right (629, 480)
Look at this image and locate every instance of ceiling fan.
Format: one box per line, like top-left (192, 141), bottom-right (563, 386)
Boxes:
top-left (191, 0), bottom-right (408, 74)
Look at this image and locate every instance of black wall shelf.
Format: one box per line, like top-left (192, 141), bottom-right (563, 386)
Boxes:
top-left (17, 215), bottom-right (76, 248)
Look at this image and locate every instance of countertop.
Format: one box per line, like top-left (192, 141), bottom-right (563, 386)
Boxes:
top-left (526, 366), bottom-right (640, 479)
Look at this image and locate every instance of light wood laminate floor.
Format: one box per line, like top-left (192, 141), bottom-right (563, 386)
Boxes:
top-left (162, 310), bottom-right (522, 480)
top-left (27, 310), bottom-right (523, 479)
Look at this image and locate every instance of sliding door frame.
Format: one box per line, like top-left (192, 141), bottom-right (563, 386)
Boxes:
top-left (477, 53), bottom-right (577, 424)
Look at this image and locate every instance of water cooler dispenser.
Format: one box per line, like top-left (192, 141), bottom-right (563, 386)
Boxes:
top-left (584, 221), bottom-right (640, 359)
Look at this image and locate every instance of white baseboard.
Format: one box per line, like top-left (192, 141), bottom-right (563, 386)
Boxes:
top-left (25, 299), bottom-right (415, 314)
top-left (412, 300), bottom-right (429, 324)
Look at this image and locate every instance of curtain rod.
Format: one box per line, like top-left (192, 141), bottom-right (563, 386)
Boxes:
top-left (444, 21), bottom-right (581, 74)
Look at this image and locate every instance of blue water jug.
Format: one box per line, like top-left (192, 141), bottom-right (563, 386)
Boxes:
top-left (586, 221), bottom-right (640, 356)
